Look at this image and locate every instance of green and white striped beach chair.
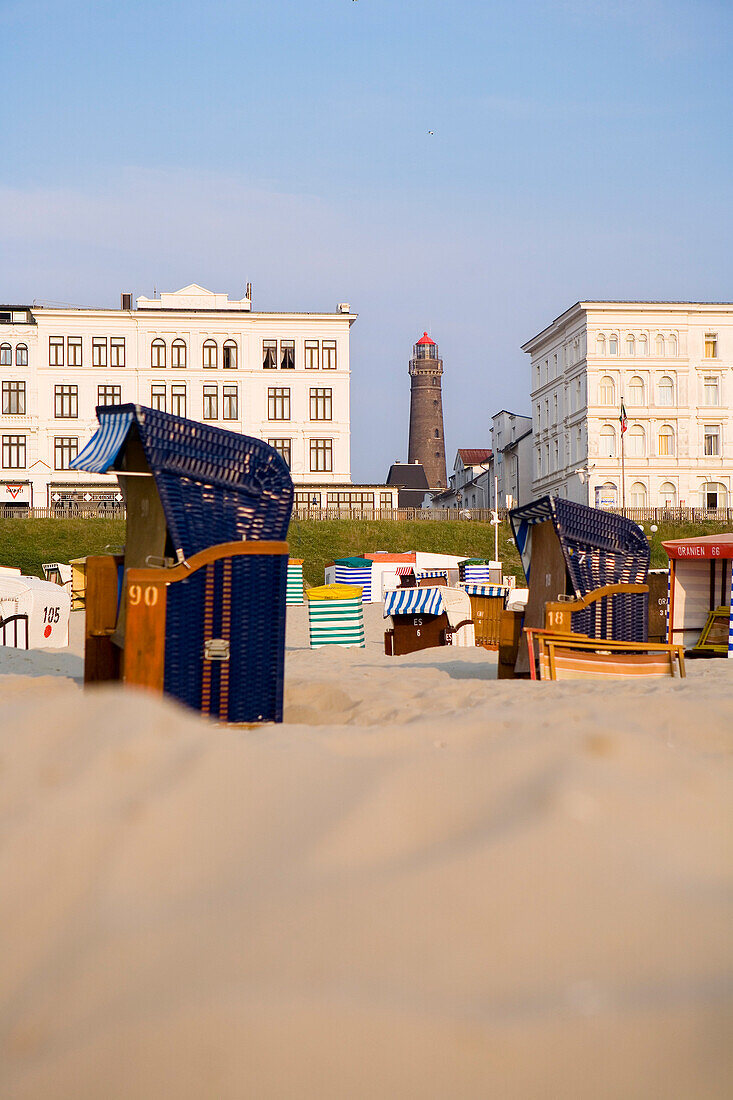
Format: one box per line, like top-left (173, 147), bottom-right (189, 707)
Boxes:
top-left (305, 584), bottom-right (365, 648)
top-left (287, 559), bottom-right (304, 605)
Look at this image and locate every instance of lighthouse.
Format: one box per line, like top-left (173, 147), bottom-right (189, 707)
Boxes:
top-left (407, 331), bottom-right (447, 489)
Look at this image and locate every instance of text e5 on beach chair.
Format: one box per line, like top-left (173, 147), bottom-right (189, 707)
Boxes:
top-left (71, 404), bottom-right (293, 723)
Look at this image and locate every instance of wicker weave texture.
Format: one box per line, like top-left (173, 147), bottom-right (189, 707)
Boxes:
top-left (163, 553), bottom-right (287, 723)
top-left (121, 405), bottom-right (293, 556)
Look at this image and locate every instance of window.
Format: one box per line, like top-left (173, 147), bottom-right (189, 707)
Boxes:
top-left (576, 377), bottom-right (582, 407)
top-left (222, 341), bottom-right (237, 369)
top-left (150, 384), bottom-right (166, 412)
top-left (576, 426), bottom-right (582, 460)
top-left (702, 482), bottom-right (726, 509)
top-left (305, 340), bottom-right (319, 369)
top-left (327, 491), bottom-right (374, 509)
top-left (704, 333), bottom-right (717, 358)
top-left (171, 384), bottom-right (186, 417)
top-left (627, 424), bottom-right (645, 457)
top-left (280, 339), bottom-right (295, 369)
top-left (202, 340), bottom-right (217, 369)
top-left (171, 339), bottom-right (187, 368)
top-left (15, 344), bottom-right (28, 366)
top-left (703, 424), bottom-right (720, 456)
top-left (222, 385), bottom-right (238, 420)
top-left (553, 440), bottom-right (559, 469)
top-left (655, 334), bottom-right (665, 356)
top-left (151, 339), bottom-right (166, 368)
top-left (658, 425), bottom-right (675, 457)
top-left (203, 384), bottom-right (218, 420)
top-left (553, 393), bottom-right (558, 420)
top-left (54, 436), bottom-right (78, 470)
top-left (92, 338), bottom-right (107, 367)
top-left (309, 386), bottom-right (332, 420)
top-left (628, 376), bottom-right (644, 404)
top-left (596, 334), bottom-right (606, 356)
top-left (0, 343), bottom-right (11, 366)
top-left (599, 376), bottom-right (615, 405)
top-left (110, 337), bottom-right (125, 367)
top-left (97, 385), bottom-right (121, 406)
top-left (322, 340), bottom-right (336, 369)
top-left (380, 491), bottom-right (392, 510)
top-left (2, 381), bottom-right (25, 414)
top-left (608, 334), bottom-right (618, 356)
top-left (295, 490), bottom-right (321, 508)
top-left (267, 437), bottom-right (291, 467)
top-left (263, 340), bottom-right (277, 369)
top-left (600, 425), bottom-right (616, 457)
top-left (54, 384), bottom-right (78, 418)
top-left (703, 376), bottom-right (719, 405)
top-left (626, 335), bottom-right (635, 356)
top-left (67, 337), bottom-right (82, 366)
top-left (49, 337), bottom-right (64, 366)
top-left (657, 375), bottom-right (674, 406)
top-left (630, 481), bottom-right (647, 507)
top-left (668, 334), bottom-right (677, 356)
top-left (2, 434), bottom-right (26, 468)
top-left (310, 438), bottom-right (333, 472)
top-left (659, 482), bottom-right (677, 507)
top-left (638, 334), bottom-right (648, 356)
top-left (268, 387), bottom-right (290, 420)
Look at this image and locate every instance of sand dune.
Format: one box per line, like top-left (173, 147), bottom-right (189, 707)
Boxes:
top-left (1, 607), bottom-right (732, 1098)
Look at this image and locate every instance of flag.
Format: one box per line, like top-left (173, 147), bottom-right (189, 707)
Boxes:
top-left (619, 401), bottom-right (628, 434)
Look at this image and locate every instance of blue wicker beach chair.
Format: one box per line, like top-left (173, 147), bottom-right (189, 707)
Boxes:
top-left (71, 404), bottom-right (293, 723)
top-left (510, 497), bottom-right (650, 647)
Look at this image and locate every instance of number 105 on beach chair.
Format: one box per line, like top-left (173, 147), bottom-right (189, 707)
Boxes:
top-left (71, 405), bottom-right (293, 724)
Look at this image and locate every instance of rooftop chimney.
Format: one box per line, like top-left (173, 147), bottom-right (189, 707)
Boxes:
top-left (120, 292), bottom-right (132, 310)
top-left (246, 282), bottom-right (252, 303)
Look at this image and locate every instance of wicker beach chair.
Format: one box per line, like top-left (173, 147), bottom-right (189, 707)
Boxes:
top-left (509, 497), bottom-right (651, 677)
top-left (72, 404), bottom-right (293, 723)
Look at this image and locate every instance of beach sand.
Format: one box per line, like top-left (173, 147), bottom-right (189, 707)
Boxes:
top-left (1, 606), bottom-right (732, 1098)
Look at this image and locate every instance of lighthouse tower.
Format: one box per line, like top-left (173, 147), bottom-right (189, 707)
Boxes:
top-left (408, 332), bottom-right (447, 489)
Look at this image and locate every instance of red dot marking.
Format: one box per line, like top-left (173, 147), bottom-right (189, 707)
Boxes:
top-left (44, 625), bottom-right (52, 638)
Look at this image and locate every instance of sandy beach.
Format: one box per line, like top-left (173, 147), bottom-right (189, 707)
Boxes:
top-left (1, 606), bottom-right (732, 1098)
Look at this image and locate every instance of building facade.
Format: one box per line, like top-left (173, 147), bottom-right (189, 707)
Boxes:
top-left (407, 332), bottom-right (447, 490)
top-left (427, 448), bottom-right (492, 510)
top-left (523, 302), bottom-right (733, 510)
top-left (0, 285), bottom-right (396, 511)
top-left (489, 410), bottom-right (533, 509)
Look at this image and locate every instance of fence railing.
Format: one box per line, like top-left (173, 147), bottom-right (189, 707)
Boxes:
top-left (2, 504), bottom-right (732, 525)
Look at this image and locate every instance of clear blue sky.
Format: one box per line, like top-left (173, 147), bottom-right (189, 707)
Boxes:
top-left (3, 0), bottom-right (732, 481)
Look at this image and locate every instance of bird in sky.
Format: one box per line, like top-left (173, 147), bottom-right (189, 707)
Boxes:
top-left (428, 130), bottom-right (434, 135)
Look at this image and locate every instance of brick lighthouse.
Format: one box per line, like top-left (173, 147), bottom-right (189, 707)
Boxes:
top-left (408, 331), bottom-right (447, 489)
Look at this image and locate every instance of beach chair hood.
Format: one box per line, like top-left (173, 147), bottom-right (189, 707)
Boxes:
top-left (510, 496), bottom-right (649, 598)
top-left (71, 404), bottom-right (293, 557)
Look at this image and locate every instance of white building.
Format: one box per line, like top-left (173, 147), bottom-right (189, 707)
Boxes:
top-left (489, 410), bottom-right (533, 509)
top-left (523, 301), bottom-right (733, 510)
top-left (0, 285), bottom-right (397, 511)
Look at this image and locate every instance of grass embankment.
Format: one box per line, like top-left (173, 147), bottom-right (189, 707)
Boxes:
top-left (1, 517), bottom-right (730, 587)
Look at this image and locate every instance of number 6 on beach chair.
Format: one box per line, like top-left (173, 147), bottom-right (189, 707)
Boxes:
top-left (72, 404), bottom-right (293, 724)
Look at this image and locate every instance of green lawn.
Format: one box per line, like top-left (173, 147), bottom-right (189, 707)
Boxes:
top-left (1, 516), bottom-right (730, 587)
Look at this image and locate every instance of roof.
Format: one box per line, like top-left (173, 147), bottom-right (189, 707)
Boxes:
top-left (457, 449), bottom-right (491, 465)
top-left (521, 301), bottom-right (733, 352)
top-left (663, 533), bottom-right (733, 560)
top-left (416, 331), bottom-right (436, 346)
top-left (385, 463), bottom-right (429, 490)
top-left (363, 552), bottom-right (416, 563)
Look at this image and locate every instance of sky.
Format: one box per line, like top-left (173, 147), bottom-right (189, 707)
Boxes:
top-left (2, 0), bottom-right (732, 481)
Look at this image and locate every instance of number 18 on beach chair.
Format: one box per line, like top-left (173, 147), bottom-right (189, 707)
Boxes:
top-left (71, 404), bottom-right (293, 724)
